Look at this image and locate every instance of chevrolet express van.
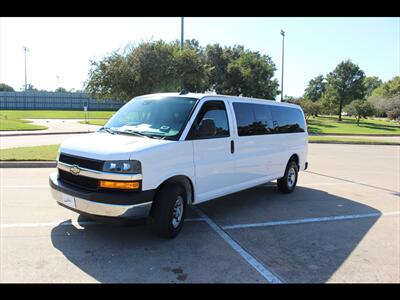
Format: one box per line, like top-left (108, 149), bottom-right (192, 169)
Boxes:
top-left (49, 92), bottom-right (308, 238)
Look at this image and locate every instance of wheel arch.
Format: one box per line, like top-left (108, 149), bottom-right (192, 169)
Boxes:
top-left (288, 153), bottom-right (300, 170)
top-left (149, 175), bottom-right (195, 217)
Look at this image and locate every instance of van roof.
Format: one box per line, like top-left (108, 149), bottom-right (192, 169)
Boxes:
top-left (135, 92), bottom-right (301, 109)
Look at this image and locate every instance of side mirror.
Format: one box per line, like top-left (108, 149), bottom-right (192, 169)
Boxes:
top-left (197, 118), bottom-right (217, 138)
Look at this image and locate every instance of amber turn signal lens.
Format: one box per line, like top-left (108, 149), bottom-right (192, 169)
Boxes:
top-left (99, 180), bottom-right (140, 190)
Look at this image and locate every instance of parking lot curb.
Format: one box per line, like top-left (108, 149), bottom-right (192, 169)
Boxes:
top-left (0, 161), bottom-right (57, 168)
top-left (0, 131), bottom-right (94, 137)
top-left (308, 141), bottom-right (400, 146)
top-left (309, 133), bottom-right (400, 137)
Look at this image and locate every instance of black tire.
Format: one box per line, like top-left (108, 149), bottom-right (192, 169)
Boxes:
top-left (277, 160), bottom-right (298, 193)
top-left (152, 183), bottom-right (186, 239)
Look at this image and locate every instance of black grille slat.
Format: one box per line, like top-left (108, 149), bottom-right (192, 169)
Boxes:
top-left (59, 153), bottom-right (104, 171)
top-left (58, 170), bottom-right (99, 191)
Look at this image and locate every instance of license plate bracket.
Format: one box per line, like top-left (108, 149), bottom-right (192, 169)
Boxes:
top-left (62, 194), bottom-right (76, 209)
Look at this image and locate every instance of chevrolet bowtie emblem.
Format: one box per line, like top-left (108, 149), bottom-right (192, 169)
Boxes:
top-left (70, 165), bottom-right (81, 175)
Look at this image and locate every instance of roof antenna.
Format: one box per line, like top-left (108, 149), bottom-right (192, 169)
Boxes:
top-left (179, 89), bottom-right (189, 95)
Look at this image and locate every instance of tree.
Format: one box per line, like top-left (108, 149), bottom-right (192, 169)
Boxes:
top-left (324, 60), bottom-right (366, 121)
top-left (86, 51), bottom-right (135, 101)
top-left (387, 107), bottom-right (400, 121)
top-left (204, 44), bottom-right (230, 93)
top-left (204, 44), bottom-right (247, 94)
top-left (0, 83), bottom-right (14, 92)
top-left (174, 40), bottom-right (211, 92)
top-left (224, 51), bottom-right (279, 99)
top-left (55, 87), bottom-right (68, 93)
top-left (371, 76), bottom-right (400, 98)
top-left (303, 75), bottom-right (325, 101)
top-left (85, 40), bottom-right (280, 101)
top-left (344, 99), bottom-right (375, 125)
top-left (382, 96), bottom-right (400, 121)
top-left (367, 77), bottom-right (400, 117)
top-left (22, 84), bottom-right (38, 92)
top-left (299, 99), bottom-right (321, 120)
top-left (363, 76), bottom-right (382, 97)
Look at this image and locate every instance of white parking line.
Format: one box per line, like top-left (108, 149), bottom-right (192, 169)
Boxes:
top-left (0, 217), bottom-right (205, 229)
top-left (0, 220), bottom-right (100, 229)
top-left (0, 185), bottom-right (49, 188)
top-left (299, 182), bottom-right (357, 187)
top-left (192, 206), bottom-right (284, 284)
top-left (262, 182), bottom-right (357, 187)
top-left (222, 211), bottom-right (400, 230)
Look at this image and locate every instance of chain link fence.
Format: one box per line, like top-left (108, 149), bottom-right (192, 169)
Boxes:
top-left (0, 92), bottom-right (125, 111)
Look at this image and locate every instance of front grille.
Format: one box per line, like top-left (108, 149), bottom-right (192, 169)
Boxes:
top-left (58, 169), bottom-right (99, 191)
top-left (59, 153), bottom-right (104, 171)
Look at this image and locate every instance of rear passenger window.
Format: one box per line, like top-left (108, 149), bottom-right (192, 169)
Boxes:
top-left (254, 105), bottom-right (273, 134)
top-left (270, 106), bottom-right (306, 133)
top-left (233, 102), bottom-right (274, 136)
top-left (233, 102), bottom-right (306, 135)
top-left (233, 103), bottom-right (256, 136)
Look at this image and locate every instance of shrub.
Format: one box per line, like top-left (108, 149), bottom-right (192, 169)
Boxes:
top-left (344, 100), bottom-right (375, 125)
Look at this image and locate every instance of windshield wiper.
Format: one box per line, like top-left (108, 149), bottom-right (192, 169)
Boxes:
top-left (98, 127), bottom-right (116, 135)
top-left (143, 133), bottom-right (167, 140)
top-left (116, 129), bottom-right (151, 139)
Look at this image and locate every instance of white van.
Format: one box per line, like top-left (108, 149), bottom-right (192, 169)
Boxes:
top-left (50, 91), bottom-right (308, 238)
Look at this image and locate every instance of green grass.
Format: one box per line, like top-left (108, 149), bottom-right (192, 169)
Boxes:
top-left (78, 119), bottom-right (108, 126)
top-left (0, 118), bottom-right (47, 131)
top-left (0, 110), bottom-right (116, 120)
top-left (309, 136), bottom-right (400, 145)
top-left (0, 144), bottom-right (60, 161)
top-left (0, 110), bottom-right (116, 131)
top-left (307, 115), bottom-right (400, 135)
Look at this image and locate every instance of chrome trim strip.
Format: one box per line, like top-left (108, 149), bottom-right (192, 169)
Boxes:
top-left (57, 161), bottom-right (143, 181)
top-left (50, 183), bottom-right (152, 218)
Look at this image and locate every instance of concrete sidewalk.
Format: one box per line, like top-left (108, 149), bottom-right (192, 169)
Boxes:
top-left (0, 133), bottom-right (91, 149)
top-left (310, 134), bottom-right (400, 143)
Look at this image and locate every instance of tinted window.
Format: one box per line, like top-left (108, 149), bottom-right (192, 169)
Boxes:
top-left (189, 101), bottom-right (229, 139)
top-left (254, 105), bottom-right (273, 134)
top-left (233, 102), bottom-right (274, 136)
top-left (233, 103), bottom-right (256, 136)
top-left (270, 106), bottom-right (306, 133)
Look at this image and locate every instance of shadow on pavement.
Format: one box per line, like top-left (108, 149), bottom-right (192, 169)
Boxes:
top-left (198, 184), bottom-right (382, 283)
top-left (51, 185), bottom-right (380, 283)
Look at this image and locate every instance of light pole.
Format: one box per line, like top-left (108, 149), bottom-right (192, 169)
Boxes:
top-left (180, 17), bottom-right (184, 51)
top-left (280, 30), bottom-right (285, 102)
top-left (180, 17), bottom-right (185, 91)
top-left (23, 46), bottom-right (29, 91)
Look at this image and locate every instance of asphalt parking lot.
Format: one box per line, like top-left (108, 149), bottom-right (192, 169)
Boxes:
top-left (0, 144), bottom-right (399, 283)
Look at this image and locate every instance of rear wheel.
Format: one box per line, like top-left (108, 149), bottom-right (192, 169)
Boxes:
top-left (152, 183), bottom-right (186, 239)
top-left (277, 161), bottom-right (298, 193)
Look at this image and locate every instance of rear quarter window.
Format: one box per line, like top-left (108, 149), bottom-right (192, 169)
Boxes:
top-left (270, 106), bottom-right (306, 133)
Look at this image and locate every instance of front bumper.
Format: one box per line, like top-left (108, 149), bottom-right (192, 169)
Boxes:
top-left (49, 172), bottom-right (154, 219)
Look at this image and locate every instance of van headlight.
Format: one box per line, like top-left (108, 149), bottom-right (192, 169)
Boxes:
top-left (103, 160), bottom-right (141, 174)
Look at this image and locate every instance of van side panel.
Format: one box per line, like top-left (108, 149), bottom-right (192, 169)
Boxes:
top-left (230, 100), bottom-right (308, 181)
top-left (135, 141), bottom-right (196, 196)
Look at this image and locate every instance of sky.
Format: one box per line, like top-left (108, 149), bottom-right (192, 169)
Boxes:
top-left (0, 17), bottom-right (399, 98)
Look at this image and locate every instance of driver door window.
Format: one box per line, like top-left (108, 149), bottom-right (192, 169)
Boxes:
top-left (188, 101), bottom-right (230, 139)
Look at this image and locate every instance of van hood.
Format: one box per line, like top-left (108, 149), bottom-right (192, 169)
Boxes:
top-left (59, 132), bottom-right (173, 161)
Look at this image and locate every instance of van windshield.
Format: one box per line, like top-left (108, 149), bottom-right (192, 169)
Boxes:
top-left (105, 96), bottom-right (198, 139)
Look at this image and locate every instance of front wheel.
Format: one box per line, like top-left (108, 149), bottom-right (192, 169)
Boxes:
top-left (277, 161), bottom-right (298, 193)
top-left (152, 183), bottom-right (186, 239)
